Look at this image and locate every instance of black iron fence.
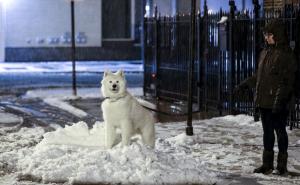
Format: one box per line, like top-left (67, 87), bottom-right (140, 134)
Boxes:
top-left (144, 12), bottom-right (198, 101)
top-left (143, 1), bottom-right (300, 128)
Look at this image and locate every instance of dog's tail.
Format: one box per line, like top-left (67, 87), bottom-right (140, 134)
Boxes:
top-left (136, 98), bottom-right (156, 110)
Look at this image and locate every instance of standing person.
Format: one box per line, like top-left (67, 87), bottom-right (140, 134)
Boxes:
top-left (235, 19), bottom-right (297, 175)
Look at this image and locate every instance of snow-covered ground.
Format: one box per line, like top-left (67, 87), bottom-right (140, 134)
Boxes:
top-left (1, 88), bottom-right (300, 185)
top-left (0, 61), bottom-right (143, 73)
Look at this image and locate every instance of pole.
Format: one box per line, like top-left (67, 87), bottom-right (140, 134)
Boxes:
top-left (154, 6), bottom-right (158, 98)
top-left (229, 0), bottom-right (236, 114)
top-left (253, 0), bottom-right (261, 121)
top-left (71, 0), bottom-right (77, 96)
top-left (203, 0), bottom-right (208, 112)
top-left (142, 0), bottom-right (146, 96)
top-left (253, 0), bottom-right (260, 68)
top-left (186, 0), bottom-right (196, 136)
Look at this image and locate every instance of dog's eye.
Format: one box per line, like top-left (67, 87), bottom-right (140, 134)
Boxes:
top-left (116, 81), bottom-right (119, 83)
top-left (109, 81), bottom-right (112, 83)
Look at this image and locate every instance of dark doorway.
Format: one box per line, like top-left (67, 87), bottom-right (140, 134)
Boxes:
top-left (102, 0), bottom-right (131, 39)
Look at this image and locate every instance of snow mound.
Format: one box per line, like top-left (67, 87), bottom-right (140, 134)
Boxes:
top-left (214, 114), bottom-right (260, 126)
top-left (39, 121), bottom-right (105, 147)
top-left (0, 127), bottom-right (45, 176)
top-left (17, 122), bottom-right (218, 185)
top-left (3, 114), bottom-right (299, 185)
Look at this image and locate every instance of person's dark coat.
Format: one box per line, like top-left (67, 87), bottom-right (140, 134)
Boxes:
top-left (239, 20), bottom-right (297, 111)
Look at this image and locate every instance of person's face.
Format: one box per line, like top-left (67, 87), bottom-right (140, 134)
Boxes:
top-left (264, 32), bottom-right (275, 45)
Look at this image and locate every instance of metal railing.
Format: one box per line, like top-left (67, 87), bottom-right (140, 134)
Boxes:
top-left (144, 1), bottom-right (300, 129)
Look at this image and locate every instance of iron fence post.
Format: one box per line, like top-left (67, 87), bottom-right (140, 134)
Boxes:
top-left (203, 0), bottom-right (208, 112)
top-left (186, 0), bottom-right (196, 136)
top-left (253, 0), bottom-right (261, 67)
top-left (253, 0), bottom-right (261, 121)
top-left (197, 11), bottom-right (202, 111)
top-left (154, 6), bottom-right (159, 98)
top-left (142, 0), bottom-right (146, 96)
top-left (71, 0), bottom-right (77, 96)
top-left (218, 8), bottom-right (223, 116)
top-left (229, 0), bottom-right (236, 114)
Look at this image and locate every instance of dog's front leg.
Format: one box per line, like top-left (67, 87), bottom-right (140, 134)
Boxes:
top-left (121, 120), bottom-right (133, 146)
top-left (105, 122), bottom-right (116, 149)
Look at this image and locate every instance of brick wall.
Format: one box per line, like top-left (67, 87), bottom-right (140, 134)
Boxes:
top-left (264, 0), bottom-right (283, 9)
top-left (264, 0), bottom-right (300, 10)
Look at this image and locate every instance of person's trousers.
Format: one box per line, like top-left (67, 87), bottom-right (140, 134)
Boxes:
top-left (259, 108), bottom-right (289, 153)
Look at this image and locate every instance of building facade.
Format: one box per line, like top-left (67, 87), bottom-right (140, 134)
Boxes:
top-left (0, 0), bottom-right (142, 62)
top-left (145, 0), bottom-right (256, 16)
top-left (264, 0), bottom-right (300, 10)
top-left (146, 0), bottom-right (300, 17)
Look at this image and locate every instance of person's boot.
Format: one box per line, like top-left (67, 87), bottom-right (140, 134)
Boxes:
top-left (253, 150), bottom-right (274, 174)
top-left (275, 152), bottom-right (288, 175)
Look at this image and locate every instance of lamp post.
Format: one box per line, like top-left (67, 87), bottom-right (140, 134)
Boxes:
top-left (229, 0), bottom-right (236, 114)
top-left (186, 0), bottom-right (196, 136)
top-left (70, 0), bottom-right (77, 96)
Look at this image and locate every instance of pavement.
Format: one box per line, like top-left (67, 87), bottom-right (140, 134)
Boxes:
top-left (2, 92), bottom-right (300, 185)
top-left (0, 61), bottom-right (198, 127)
top-left (0, 61), bottom-right (300, 185)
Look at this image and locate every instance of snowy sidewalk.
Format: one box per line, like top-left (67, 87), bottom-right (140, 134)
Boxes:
top-left (0, 87), bottom-right (300, 185)
top-left (0, 61), bottom-right (143, 90)
top-left (0, 61), bottom-right (143, 73)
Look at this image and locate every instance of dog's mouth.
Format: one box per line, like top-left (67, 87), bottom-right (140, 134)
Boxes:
top-left (110, 87), bottom-right (119, 93)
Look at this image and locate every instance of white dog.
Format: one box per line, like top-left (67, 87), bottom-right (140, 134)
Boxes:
top-left (101, 70), bottom-right (155, 148)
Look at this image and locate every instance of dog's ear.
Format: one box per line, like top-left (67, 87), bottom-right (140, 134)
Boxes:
top-left (104, 70), bottom-right (111, 77)
top-left (116, 70), bottom-right (124, 78)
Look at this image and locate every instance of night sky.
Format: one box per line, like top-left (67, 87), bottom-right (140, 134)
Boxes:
top-left (202, 0), bottom-right (263, 12)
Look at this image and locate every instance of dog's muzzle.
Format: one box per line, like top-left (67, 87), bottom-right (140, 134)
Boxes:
top-left (111, 84), bottom-right (119, 92)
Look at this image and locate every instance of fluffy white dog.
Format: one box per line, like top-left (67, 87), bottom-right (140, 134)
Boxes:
top-left (101, 70), bottom-right (155, 148)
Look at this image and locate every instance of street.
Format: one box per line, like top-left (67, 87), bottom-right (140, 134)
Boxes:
top-left (0, 61), bottom-right (143, 89)
top-left (0, 61), bottom-right (143, 128)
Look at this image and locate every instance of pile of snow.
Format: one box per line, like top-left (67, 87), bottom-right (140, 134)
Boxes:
top-left (11, 114), bottom-right (264, 184)
top-left (0, 127), bottom-right (45, 176)
top-left (1, 114), bottom-right (300, 185)
top-left (39, 121), bottom-right (106, 147)
top-left (17, 121), bottom-right (218, 185)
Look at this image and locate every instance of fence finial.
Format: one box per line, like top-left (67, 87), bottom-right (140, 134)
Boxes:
top-left (253, 0), bottom-right (261, 19)
top-left (229, 0), bottom-right (236, 13)
top-left (154, 5), bottom-right (158, 18)
top-left (203, 0), bottom-right (208, 16)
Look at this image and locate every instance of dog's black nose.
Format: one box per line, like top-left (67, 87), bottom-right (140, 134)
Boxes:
top-left (112, 84), bottom-right (117, 88)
